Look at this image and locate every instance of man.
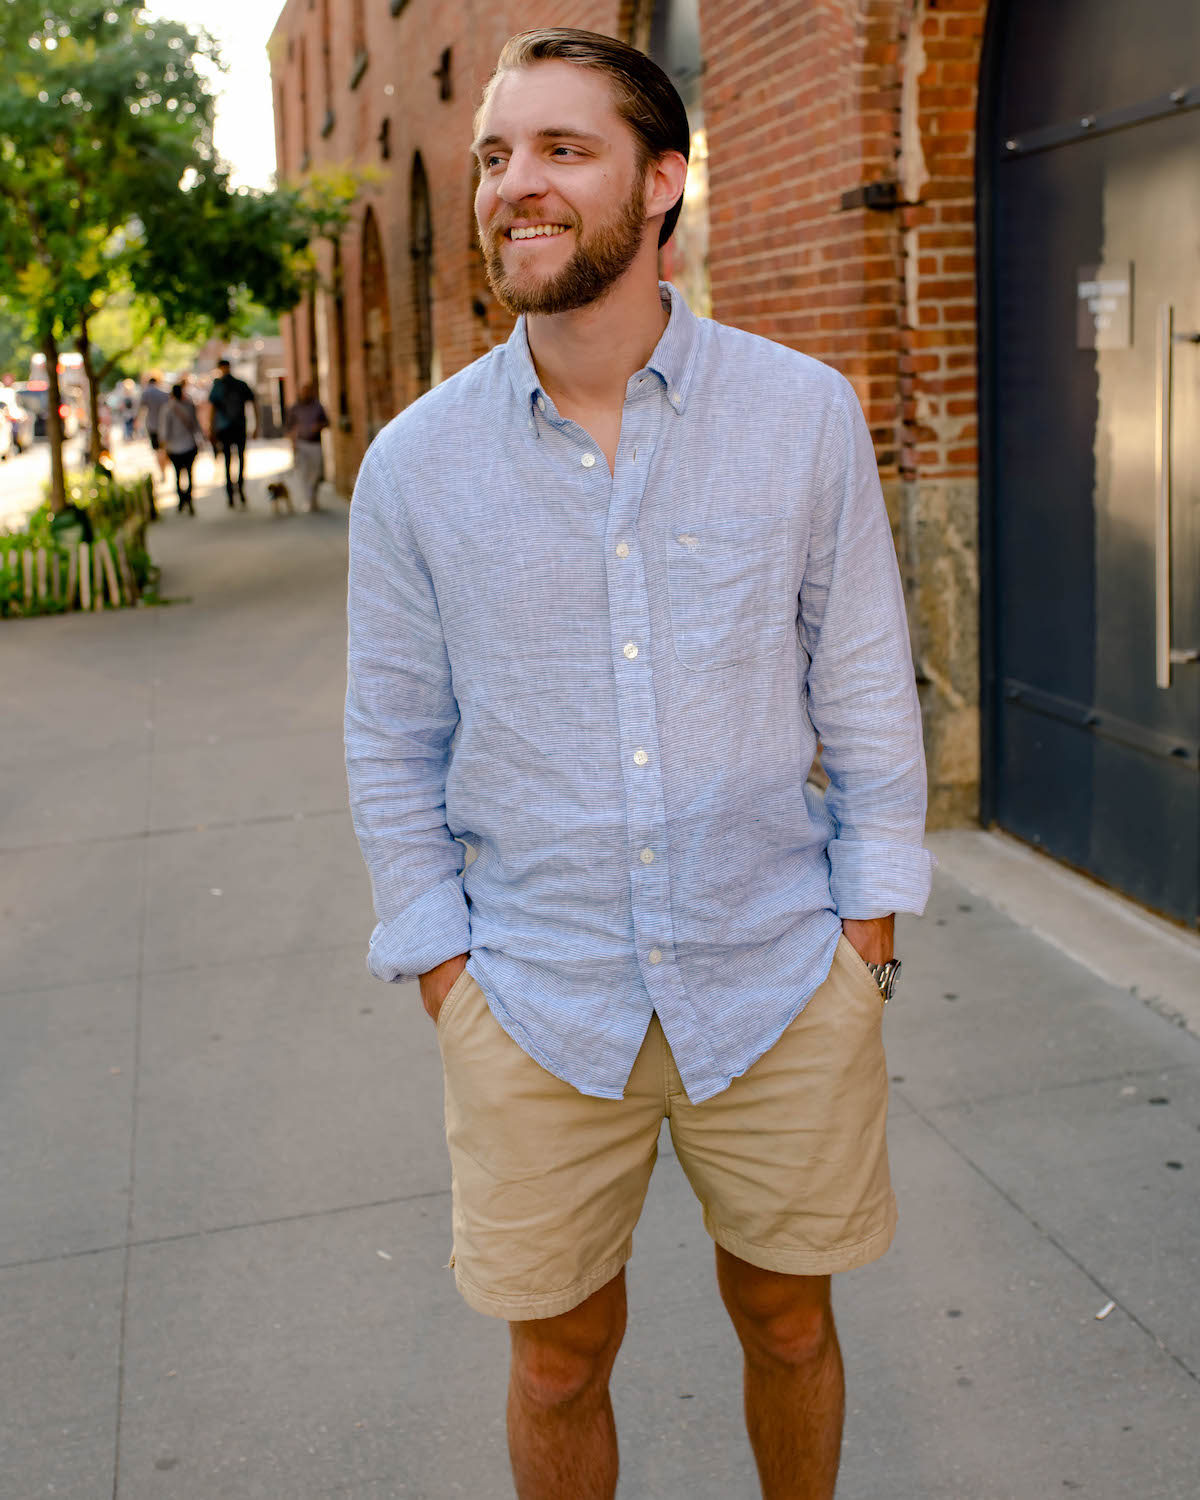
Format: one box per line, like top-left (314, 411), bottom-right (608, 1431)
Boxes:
top-left (137, 372), bottom-right (169, 486)
top-left (206, 358), bottom-right (257, 508)
top-left (346, 28), bottom-right (932, 1500)
top-left (118, 379), bottom-right (137, 441)
top-left (284, 381), bottom-right (329, 510)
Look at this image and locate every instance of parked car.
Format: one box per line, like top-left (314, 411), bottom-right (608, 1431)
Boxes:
top-left (11, 382), bottom-right (80, 440)
top-left (0, 388), bottom-right (36, 452)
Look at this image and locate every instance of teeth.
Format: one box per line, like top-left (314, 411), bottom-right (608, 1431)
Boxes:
top-left (510, 225), bottom-right (568, 239)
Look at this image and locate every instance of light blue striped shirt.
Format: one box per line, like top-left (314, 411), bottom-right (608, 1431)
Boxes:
top-left (345, 283), bottom-right (933, 1104)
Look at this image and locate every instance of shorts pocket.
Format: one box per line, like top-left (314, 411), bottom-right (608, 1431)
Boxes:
top-left (435, 966), bottom-right (474, 1036)
top-left (667, 515), bottom-right (791, 671)
top-left (836, 936), bottom-right (886, 1009)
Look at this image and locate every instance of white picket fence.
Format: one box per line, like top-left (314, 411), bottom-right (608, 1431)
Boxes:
top-left (1, 532), bottom-right (141, 615)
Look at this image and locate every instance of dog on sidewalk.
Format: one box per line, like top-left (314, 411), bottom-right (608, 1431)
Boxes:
top-left (266, 480), bottom-right (295, 516)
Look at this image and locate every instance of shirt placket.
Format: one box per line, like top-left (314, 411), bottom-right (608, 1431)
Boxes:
top-left (593, 387), bottom-right (683, 1011)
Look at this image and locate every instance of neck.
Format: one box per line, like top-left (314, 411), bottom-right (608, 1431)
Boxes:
top-left (525, 261), bottom-right (669, 412)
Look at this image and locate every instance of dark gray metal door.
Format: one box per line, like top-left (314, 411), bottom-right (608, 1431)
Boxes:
top-left (981, 1), bottom-right (1200, 927)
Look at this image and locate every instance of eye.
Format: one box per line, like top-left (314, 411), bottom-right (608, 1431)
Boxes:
top-left (483, 153), bottom-right (505, 170)
top-left (550, 146), bottom-right (582, 158)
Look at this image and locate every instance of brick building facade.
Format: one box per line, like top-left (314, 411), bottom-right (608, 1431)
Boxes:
top-left (268, 0), bottom-right (990, 828)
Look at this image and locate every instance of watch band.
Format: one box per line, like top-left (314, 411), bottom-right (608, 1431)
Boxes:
top-left (864, 958), bottom-right (901, 1003)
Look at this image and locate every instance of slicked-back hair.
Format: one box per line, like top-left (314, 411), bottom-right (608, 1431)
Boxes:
top-left (481, 28), bottom-right (690, 248)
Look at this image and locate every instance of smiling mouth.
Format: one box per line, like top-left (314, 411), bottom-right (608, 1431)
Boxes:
top-left (506, 224), bottom-right (571, 241)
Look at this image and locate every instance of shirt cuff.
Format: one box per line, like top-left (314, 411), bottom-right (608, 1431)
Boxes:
top-left (828, 838), bottom-right (936, 919)
top-left (366, 876), bottom-right (472, 984)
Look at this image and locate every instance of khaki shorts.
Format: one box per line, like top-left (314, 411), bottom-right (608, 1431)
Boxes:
top-left (436, 935), bottom-right (897, 1321)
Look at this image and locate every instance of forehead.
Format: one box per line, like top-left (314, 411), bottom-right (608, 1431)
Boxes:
top-left (476, 60), bottom-right (627, 141)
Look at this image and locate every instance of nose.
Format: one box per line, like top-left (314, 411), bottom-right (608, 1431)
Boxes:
top-left (496, 146), bottom-right (549, 205)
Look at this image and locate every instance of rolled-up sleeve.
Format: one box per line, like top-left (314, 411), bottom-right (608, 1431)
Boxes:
top-left (799, 381), bottom-right (935, 919)
top-left (345, 439), bottom-right (470, 982)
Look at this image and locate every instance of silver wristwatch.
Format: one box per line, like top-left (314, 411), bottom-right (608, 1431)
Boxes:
top-left (864, 959), bottom-right (901, 1003)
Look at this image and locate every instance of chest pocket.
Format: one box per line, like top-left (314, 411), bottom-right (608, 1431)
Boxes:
top-left (666, 516), bottom-right (791, 672)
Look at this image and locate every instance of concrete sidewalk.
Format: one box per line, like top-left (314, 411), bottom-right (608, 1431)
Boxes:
top-left (1, 452), bottom-right (1197, 1499)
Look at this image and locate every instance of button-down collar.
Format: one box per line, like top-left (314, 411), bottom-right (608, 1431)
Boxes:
top-left (505, 280), bottom-right (701, 432)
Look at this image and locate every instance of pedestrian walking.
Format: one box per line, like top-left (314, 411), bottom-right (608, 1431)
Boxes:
top-left (159, 382), bottom-right (204, 515)
top-left (285, 382), bottom-right (329, 510)
top-left (206, 358), bottom-right (258, 508)
top-left (118, 379), bottom-right (138, 441)
top-left (345, 29), bottom-right (933, 1500)
top-left (137, 372), bottom-right (169, 486)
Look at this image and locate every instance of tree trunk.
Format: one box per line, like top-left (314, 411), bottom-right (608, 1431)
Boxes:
top-left (42, 328), bottom-right (67, 513)
top-left (77, 310), bottom-right (103, 466)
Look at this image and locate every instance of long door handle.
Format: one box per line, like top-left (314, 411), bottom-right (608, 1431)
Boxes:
top-left (1155, 303), bottom-right (1200, 688)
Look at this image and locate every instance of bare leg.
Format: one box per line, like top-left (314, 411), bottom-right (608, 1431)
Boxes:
top-left (507, 1269), bottom-right (626, 1500)
top-left (717, 1248), bottom-right (844, 1500)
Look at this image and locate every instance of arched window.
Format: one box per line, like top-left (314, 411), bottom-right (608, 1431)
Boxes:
top-left (350, 0), bottom-right (367, 83)
top-left (320, 0), bottom-right (333, 128)
top-left (298, 36), bottom-right (310, 163)
top-left (361, 207), bottom-right (394, 437)
top-left (410, 153), bottom-right (434, 395)
top-left (332, 237), bottom-right (349, 424)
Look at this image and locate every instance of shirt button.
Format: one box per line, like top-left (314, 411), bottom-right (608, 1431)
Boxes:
top-left (581, 453), bottom-right (596, 468)
top-left (633, 749), bottom-right (649, 766)
top-left (639, 847), bottom-right (655, 864)
top-left (615, 542), bottom-right (630, 558)
top-left (648, 948), bottom-right (663, 965)
top-left (622, 642), bottom-right (639, 660)
top-left (536, 395), bottom-right (546, 412)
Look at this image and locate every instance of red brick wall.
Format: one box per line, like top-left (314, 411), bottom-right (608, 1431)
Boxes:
top-left (269, 0), bottom-right (989, 502)
top-left (699, 0), bottom-right (986, 485)
top-left (268, 0), bottom-right (993, 821)
top-left (700, 0), bottom-right (906, 468)
top-left (898, 0), bottom-right (986, 482)
top-left (269, 0), bottom-right (623, 491)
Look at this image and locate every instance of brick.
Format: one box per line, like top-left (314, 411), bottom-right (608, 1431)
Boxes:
top-left (272, 0), bottom-right (987, 497)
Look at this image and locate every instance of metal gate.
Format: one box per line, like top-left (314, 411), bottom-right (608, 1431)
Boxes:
top-left (979, 0), bottom-right (1200, 927)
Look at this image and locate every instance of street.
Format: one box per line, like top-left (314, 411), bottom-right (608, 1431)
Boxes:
top-left (1, 450), bottom-right (1198, 1499)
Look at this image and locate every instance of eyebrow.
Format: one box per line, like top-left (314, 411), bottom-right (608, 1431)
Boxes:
top-left (471, 127), bottom-right (607, 156)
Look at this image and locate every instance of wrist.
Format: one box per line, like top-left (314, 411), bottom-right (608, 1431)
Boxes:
top-left (840, 914), bottom-right (895, 964)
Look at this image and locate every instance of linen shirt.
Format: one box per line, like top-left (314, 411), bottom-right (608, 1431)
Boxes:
top-left (345, 283), bottom-right (933, 1104)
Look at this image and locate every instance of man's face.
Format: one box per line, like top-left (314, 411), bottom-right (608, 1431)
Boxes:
top-left (473, 61), bottom-right (651, 317)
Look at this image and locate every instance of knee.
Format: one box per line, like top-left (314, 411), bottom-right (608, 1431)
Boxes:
top-left (721, 1267), bottom-right (835, 1370)
top-left (741, 1299), bottom-right (834, 1370)
top-left (510, 1297), bottom-right (625, 1412)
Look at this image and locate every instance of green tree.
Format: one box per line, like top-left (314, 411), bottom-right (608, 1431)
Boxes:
top-left (73, 179), bottom-right (309, 459)
top-left (0, 2), bottom-right (221, 502)
top-left (0, 3), bottom-right (313, 498)
top-left (0, 304), bottom-right (35, 380)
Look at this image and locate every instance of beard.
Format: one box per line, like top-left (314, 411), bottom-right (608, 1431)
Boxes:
top-left (481, 173), bottom-right (648, 317)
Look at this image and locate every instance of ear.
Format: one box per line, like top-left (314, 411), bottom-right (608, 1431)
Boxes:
top-left (644, 150), bottom-right (689, 227)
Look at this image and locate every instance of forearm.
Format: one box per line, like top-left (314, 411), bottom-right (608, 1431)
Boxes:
top-left (803, 381), bottom-right (934, 919)
top-left (346, 727), bottom-right (470, 981)
top-left (346, 450), bottom-right (466, 982)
